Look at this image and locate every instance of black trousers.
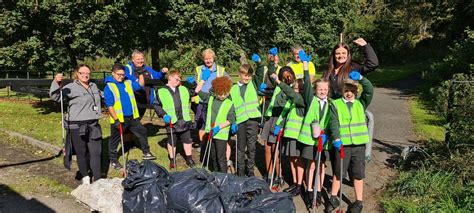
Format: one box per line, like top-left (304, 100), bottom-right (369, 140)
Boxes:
top-left (210, 139), bottom-right (228, 173)
top-left (237, 119), bottom-right (259, 175)
top-left (70, 128), bottom-right (102, 181)
top-left (109, 116), bottom-right (150, 161)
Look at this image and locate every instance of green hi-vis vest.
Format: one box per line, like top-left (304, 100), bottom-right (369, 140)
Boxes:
top-left (333, 99), bottom-right (369, 145)
top-left (107, 80), bottom-right (139, 124)
top-left (276, 101), bottom-right (304, 140)
top-left (230, 81), bottom-right (261, 124)
top-left (265, 86), bottom-right (283, 117)
top-left (205, 97), bottom-right (233, 140)
top-left (194, 65), bottom-right (225, 104)
top-left (298, 98), bottom-right (330, 148)
top-left (157, 86), bottom-right (191, 124)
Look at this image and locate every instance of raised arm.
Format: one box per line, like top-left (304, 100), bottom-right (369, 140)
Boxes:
top-left (353, 38), bottom-right (379, 75)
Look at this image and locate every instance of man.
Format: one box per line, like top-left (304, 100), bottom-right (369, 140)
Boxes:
top-left (287, 46), bottom-right (317, 82)
top-left (104, 64), bottom-right (156, 170)
top-left (124, 50), bottom-right (168, 118)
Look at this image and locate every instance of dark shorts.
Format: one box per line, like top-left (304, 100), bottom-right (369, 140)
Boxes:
top-left (281, 138), bottom-right (301, 157)
top-left (331, 144), bottom-right (366, 180)
top-left (167, 130), bottom-right (192, 145)
top-left (193, 103), bottom-right (208, 131)
top-left (300, 143), bottom-right (330, 162)
top-left (261, 117), bottom-right (278, 144)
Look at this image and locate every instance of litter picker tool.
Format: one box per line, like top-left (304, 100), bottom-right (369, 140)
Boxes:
top-left (270, 128), bottom-right (283, 191)
top-left (336, 144), bottom-right (345, 213)
top-left (170, 121), bottom-right (177, 171)
top-left (235, 133), bottom-right (238, 175)
top-left (201, 123), bottom-right (214, 169)
top-left (312, 130), bottom-right (324, 211)
top-left (119, 123), bottom-right (127, 177)
top-left (59, 83), bottom-right (66, 156)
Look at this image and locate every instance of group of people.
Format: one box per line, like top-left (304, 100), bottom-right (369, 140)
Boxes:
top-left (50, 37), bottom-right (378, 212)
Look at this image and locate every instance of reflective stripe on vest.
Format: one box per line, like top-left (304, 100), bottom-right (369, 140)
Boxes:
top-left (205, 97), bottom-right (233, 140)
top-left (333, 99), bottom-right (369, 145)
top-left (298, 98), bottom-right (330, 148)
top-left (108, 80), bottom-right (139, 123)
top-left (230, 81), bottom-right (261, 124)
top-left (157, 86), bottom-right (191, 124)
top-left (194, 65), bottom-right (225, 104)
top-left (276, 101), bottom-right (303, 139)
top-left (265, 87), bottom-right (282, 117)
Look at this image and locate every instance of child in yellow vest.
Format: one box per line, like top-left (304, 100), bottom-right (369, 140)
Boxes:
top-left (327, 71), bottom-right (374, 213)
top-left (199, 76), bottom-right (236, 173)
top-left (230, 54), bottom-right (264, 177)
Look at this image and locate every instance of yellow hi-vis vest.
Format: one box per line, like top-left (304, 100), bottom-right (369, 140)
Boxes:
top-left (287, 61), bottom-right (316, 79)
top-left (205, 97), bottom-right (233, 140)
top-left (298, 98), bottom-right (330, 148)
top-left (265, 86), bottom-right (282, 117)
top-left (107, 80), bottom-right (139, 123)
top-left (194, 65), bottom-right (225, 104)
top-left (230, 81), bottom-right (261, 124)
top-left (276, 101), bottom-right (304, 140)
top-left (333, 99), bottom-right (369, 145)
top-left (157, 86), bottom-right (191, 124)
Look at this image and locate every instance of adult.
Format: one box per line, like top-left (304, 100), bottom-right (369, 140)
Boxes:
top-left (322, 38), bottom-right (378, 99)
top-left (193, 48), bottom-right (230, 151)
top-left (104, 64), bottom-right (156, 170)
top-left (49, 65), bottom-right (102, 184)
top-left (124, 50), bottom-right (168, 118)
top-left (287, 46), bottom-right (317, 81)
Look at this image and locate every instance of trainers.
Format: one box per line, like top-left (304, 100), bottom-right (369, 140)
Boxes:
top-left (290, 185), bottom-right (302, 196)
top-left (81, 176), bottom-right (91, 185)
top-left (186, 158), bottom-right (196, 168)
top-left (110, 161), bottom-right (123, 170)
top-left (315, 193), bottom-right (322, 207)
top-left (325, 195), bottom-right (340, 211)
top-left (348, 200), bottom-right (363, 213)
top-left (305, 191), bottom-right (314, 209)
top-left (227, 160), bottom-right (233, 167)
top-left (143, 152), bottom-right (156, 160)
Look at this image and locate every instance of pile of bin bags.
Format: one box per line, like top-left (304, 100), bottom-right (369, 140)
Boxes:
top-left (122, 160), bottom-right (295, 212)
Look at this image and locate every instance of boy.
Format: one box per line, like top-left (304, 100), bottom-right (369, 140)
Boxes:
top-left (327, 71), bottom-right (374, 213)
top-left (199, 76), bottom-right (236, 173)
top-left (230, 54), bottom-right (264, 177)
top-left (154, 70), bottom-right (208, 169)
top-left (104, 64), bottom-right (156, 170)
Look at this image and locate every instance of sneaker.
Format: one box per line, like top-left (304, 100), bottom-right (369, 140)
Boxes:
top-left (348, 200), bottom-right (363, 213)
top-left (81, 176), bottom-right (91, 185)
top-left (227, 160), bottom-right (233, 167)
top-left (305, 191), bottom-right (314, 209)
top-left (186, 158), bottom-right (196, 168)
top-left (143, 152), bottom-right (156, 160)
top-left (290, 185), bottom-right (302, 196)
top-left (110, 161), bottom-right (123, 170)
top-left (325, 195), bottom-right (340, 211)
top-left (315, 193), bottom-right (322, 207)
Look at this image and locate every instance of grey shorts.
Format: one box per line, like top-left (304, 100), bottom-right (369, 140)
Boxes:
top-left (331, 144), bottom-right (366, 180)
top-left (281, 138), bottom-right (301, 157)
top-left (261, 117), bottom-right (278, 144)
top-left (167, 130), bottom-right (192, 145)
top-left (300, 143), bottom-right (330, 162)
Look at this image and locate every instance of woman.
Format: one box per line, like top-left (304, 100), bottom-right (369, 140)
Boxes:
top-left (323, 38), bottom-right (378, 99)
top-left (49, 64), bottom-right (102, 184)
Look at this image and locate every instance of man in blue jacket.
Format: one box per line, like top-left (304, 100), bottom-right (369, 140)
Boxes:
top-left (104, 64), bottom-right (156, 170)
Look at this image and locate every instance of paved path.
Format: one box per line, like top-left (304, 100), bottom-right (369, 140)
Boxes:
top-left (289, 77), bottom-right (419, 212)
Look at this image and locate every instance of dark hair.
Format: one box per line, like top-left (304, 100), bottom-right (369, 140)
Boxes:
top-left (111, 63), bottom-right (125, 73)
top-left (278, 66), bottom-right (296, 85)
top-left (323, 43), bottom-right (352, 93)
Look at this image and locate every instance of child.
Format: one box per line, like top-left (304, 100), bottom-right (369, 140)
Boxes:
top-left (154, 70), bottom-right (207, 169)
top-left (200, 76), bottom-right (236, 173)
top-left (297, 50), bottom-right (331, 208)
top-left (271, 70), bottom-right (305, 196)
top-left (230, 54), bottom-right (264, 177)
top-left (327, 71), bottom-right (374, 213)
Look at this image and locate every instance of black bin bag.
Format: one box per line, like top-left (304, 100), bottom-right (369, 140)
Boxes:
top-left (233, 192), bottom-right (296, 212)
top-left (122, 160), bottom-right (170, 213)
top-left (165, 168), bottom-right (225, 212)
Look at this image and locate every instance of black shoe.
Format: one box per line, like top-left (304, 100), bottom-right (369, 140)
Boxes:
top-left (348, 200), bottom-right (363, 213)
top-left (305, 191), bottom-right (314, 209)
top-left (110, 161), bottom-right (123, 170)
top-left (325, 195), bottom-right (340, 211)
top-left (186, 158), bottom-right (196, 168)
top-left (315, 193), bottom-right (322, 206)
top-left (290, 185), bottom-right (302, 196)
top-left (143, 152), bottom-right (156, 160)
top-left (283, 184), bottom-right (297, 193)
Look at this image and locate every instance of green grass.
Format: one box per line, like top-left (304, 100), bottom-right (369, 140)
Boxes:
top-left (408, 97), bottom-right (446, 141)
top-left (365, 63), bottom-right (426, 86)
top-left (8, 176), bottom-right (72, 196)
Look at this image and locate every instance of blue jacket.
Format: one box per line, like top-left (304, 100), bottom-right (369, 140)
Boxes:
top-left (104, 76), bottom-right (142, 117)
top-left (125, 61), bottom-right (165, 105)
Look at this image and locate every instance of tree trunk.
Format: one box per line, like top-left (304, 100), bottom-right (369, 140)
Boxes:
top-left (151, 46), bottom-right (160, 70)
